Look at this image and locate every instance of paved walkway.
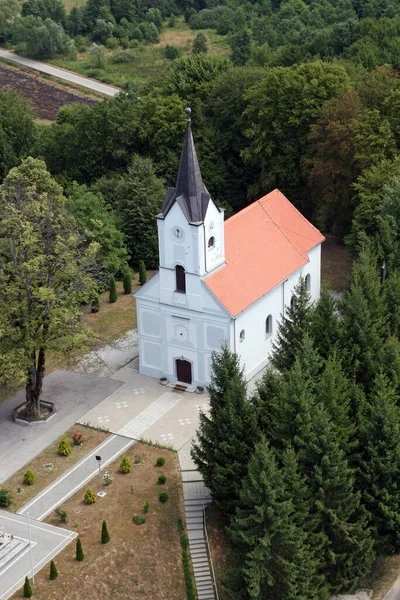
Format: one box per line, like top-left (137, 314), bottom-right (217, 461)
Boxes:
top-left (17, 434), bottom-right (134, 521)
top-left (383, 578), bottom-right (400, 600)
top-left (0, 511), bottom-right (77, 600)
top-left (0, 49), bottom-right (120, 96)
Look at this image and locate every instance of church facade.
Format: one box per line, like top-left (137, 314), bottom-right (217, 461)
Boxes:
top-left (135, 111), bottom-right (325, 387)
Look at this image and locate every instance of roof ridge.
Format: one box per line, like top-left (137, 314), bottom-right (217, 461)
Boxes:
top-left (258, 199), bottom-right (309, 263)
top-left (262, 189), bottom-right (323, 238)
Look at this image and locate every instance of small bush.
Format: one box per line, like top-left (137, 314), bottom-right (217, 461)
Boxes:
top-left (139, 260), bottom-right (147, 285)
top-left (159, 492), bottom-right (169, 503)
top-left (58, 435), bottom-right (72, 456)
top-left (55, 508), bottom-right (69, 524)
top-left (143, 500), bottom-right (150, 512)
top-left (132, 514), bottom-right (146, 525)
top-left (49, 559), bottom-right (58, 580)
top-left (101, 520), bottom-right (110, 543)
top-left (0, 489), bottom-right (11, 507)
top-left (122, 269), bottom-right (132, 294)
top-left (158, 474), bottom-right (167, 485)
top-left (90, 294), bottom-right (100, 313)
top-left (109, 275), bottom-right (117, 303)
top-left (113, 49), bottom-right (136, 63)
top-left (164, 44), bottom-right (181, 60)
top-left (76, 537), bottom-right (84, 561)
top-left (119, 456), bottom-right (132, 473)
top-left (23, 576), bottom-right (32, 598)
top-left (106, 36), bottom-right (119, 49)
top-left (72, 433), bottom-right (83, 446)
top-left (84, 488), bottom-right (96, 504)
top-left (156, 457), bottom-right (165, 467)
top-left (23, 469), bottom-right (36, 485)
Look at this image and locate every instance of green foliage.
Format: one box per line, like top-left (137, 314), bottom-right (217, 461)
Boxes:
top-left (89, 42), bottom-right (105, 69)
top-left (84, 488), bottom-right (96, 504)
top-left (310, 285), bottom-right (341, 359)
top-left (21, 0), bottom-right (66, 25)
top-left (156, 457), bottom-right (165, 467)
top-left (159, 492), bottom-right (169, 503)
top-left (230, 28), bottom-right (251, 66)
top-left (157, 474), bottom-right (166, 484)
top-left (101, 519), bottom-right (110, 543)
top-left (132, 514), bottom-right (146, 524)
top-left (10, 15), bottom-right (73, 60)
top-left (90, 294), bottom-right (100, 313)
top-left (23, 576), bottom-right (32, 598)
top-left (58, 436), bottom-right (72, 457)
top-left (55, 508), bottom-right (69, 524)
top-left (177, 518), bottom-right (196, 600)
top-left (164, 44), bottom-right (181, 60)
top-left (0, 489), bottom-right (11, 507)
top-left (122, 269), bottom-right (132, 294)
top-left (0, 89), bottom-right (36, 180)
top-left (113, 49), bottom-right (136, 63)
top-left (192, 32), bottom-right (208, 54)
top-left (168, 54), bottom-right (232, 98)
top-left (109, 275), bottom-right (117, 303)
top-left (119, 456), bottom-right (132, 473)
top-left (23, 469), bottom-right (36, 485)
top-left (76, 537), bottom-right (84, 561)
top-left (143, 500), bottom-right (150, 513)
top-left (49, 559), bottom-right (58, 580)
top-left (139, 260), bottom-right (147, 285)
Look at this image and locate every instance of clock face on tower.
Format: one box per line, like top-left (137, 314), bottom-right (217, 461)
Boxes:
top-left (209, 221), bottom-right (215, 231)
top-left (172, 226), bottom-right (184, 241)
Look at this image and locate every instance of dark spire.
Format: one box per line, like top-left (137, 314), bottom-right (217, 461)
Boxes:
top-left (159, 107), bottom-right (212, 224)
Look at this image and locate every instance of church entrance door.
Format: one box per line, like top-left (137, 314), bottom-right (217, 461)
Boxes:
top-left (176, 359), bottom-right (192, 384)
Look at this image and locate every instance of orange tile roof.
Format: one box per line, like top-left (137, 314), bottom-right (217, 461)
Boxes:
top-left (204, 189), bottom-right (325, 317)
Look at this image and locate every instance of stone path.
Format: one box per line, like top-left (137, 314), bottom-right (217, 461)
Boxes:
top-left (17, 434), bottom-right (134, 521)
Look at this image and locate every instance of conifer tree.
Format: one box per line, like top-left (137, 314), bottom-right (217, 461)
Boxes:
top-left (192, 32), bottom-right (208, 54)
top-left (122, 268), bottom-right (132, 294)
top-left (90, 293), bottom-right (100, 313)
top-left (384, 270), bottom-right (400, 337)
top-left (76, 537), bottom-right (84, 561)
top-left (251, 368), bottom-right (283, 439)
top-left (191, 345), bottom-right (259, 515)
top-left (271, 276), bottom-right (313, 372)
top-left (310, 284), bottom-right (341, 359)
top-left (101, 520), bottom-right (110, 544)
top-left (139, 260), bottom-right (147, 285)
top-left (357, 374), bottom-right (400, 553)
top-left (49, 560), bottom-right (58, 580)
top-left (229, 439), bottom-right (322, 600)
top-left (297, 403), bottom-right (374, 593)
top-left (23, 576), bottom-right (32, 598)
top-left (109, 275), bottom-right (117, 303)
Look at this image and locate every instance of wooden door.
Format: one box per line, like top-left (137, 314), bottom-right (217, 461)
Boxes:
top-left (176, 359), bottom-right (192, 384)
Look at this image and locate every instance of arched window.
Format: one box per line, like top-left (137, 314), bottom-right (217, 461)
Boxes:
top-left (265, 315), bottom-right (272, 336)
top-left (208, 236), bottom-right (215, 248)
top-left (305, 274), bottom-right (311, 291)
top-left (175, 265), bottom-right (186, 293)
top-left (240, 329), bottom-right (245, 342)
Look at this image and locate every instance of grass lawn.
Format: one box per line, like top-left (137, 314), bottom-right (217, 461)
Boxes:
top-left (321, 235), bottom-right (354, 293)
top-left (1, 425), bottom-right (108, 512)
top-left (12, 443), bottom-right (190, 600)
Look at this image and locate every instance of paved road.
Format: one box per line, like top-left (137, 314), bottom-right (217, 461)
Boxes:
top-left (0, 371), bottom-right (124, 483)
top-left (0, 49), bottom-right (121, 96)
top-left (0, 511), bottom-right (77, 600)
top-left (383, 577), bottom-right (400, 600)
top-left (17, 434), bottom-right (134, 521)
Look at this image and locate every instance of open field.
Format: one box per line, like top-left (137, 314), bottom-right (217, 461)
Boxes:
top-left (1, 424), bottom-right (109, 512)
top-left (0, 61), bottom-right (96, 120)
top-left (11, 443), bottom-right (189, 600)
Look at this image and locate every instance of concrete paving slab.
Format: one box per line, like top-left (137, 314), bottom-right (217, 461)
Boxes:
top-left (178, 438), bottom-right (197, 471)
top-left (0, 511), bottom-right (77, 600)
top-left (0, 371), bottom-right (124, 483)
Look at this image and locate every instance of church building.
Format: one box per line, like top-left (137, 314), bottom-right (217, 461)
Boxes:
top-left (135, 109), bottom-right (325, 387)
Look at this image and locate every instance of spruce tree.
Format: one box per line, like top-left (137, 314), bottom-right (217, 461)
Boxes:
top-left (251, 368), bottom-right (283, 439)
top-left (384, 270), bottom-right (400, 337)
top-left (191, 345), bottom-right (259, 515)
top-left (297, 403), bottom-right (374, 593)
top-left (229, 439), bottom-right (322, 600)
top-left (310, 284), bottom-right (341, 359)
top-left (271, 275), bottom-right (313, 372)
top-left (139, 260), bottom-right (147, 285)
top-left (90, 293), bottom-right (100, 313)
top-left (357, 374), bottom-right (400, 553)
top-left (192, 32), bottom-right (208, 54)
top-left (76, 537), bottom-right (84, 561)
top-left (101, 520), bottom-right (110, 544)
top-left (23, 576), bottom-right (32, 598)
top-left (109, 275), bottom-right (117, 303)
top-left (122, 268), bottom-right (132, 294)
top-left (49, 560), bottom-right (58, 580)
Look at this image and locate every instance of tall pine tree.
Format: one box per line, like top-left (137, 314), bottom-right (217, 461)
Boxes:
top-left (310, 284), bottom-right (341, 359)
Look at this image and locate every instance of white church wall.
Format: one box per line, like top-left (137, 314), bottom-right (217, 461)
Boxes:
top-left (203, 201), bottom-right (225, 273)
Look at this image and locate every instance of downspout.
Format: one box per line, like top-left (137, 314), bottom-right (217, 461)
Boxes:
top-left (203, 222), bottom-right (207, 273)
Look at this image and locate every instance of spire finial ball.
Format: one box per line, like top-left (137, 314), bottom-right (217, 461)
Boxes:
top-left (185, 106), bottom-right (191, 122)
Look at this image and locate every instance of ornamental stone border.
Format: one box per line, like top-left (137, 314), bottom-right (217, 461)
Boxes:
top-left (13, 401), bottom-right (57, 426)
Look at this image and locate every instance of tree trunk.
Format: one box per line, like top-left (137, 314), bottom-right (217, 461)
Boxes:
top-left (25, 348), bottom-right (46, 418)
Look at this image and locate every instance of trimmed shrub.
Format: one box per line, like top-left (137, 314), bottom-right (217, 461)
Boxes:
top-left (122, 269), bottom-right (132, 294)
top-left (84, 488), bottom-right (96, 504)
top-left (23, 576), bottom-right (32, 598)
top-left (0, 489), bottom-right (11, 507)
top-left (132, 514), bottom-right (146, 525)
top-left (113, 49), bottom-right (136, 63)
top-left (23, 469), bottom-right (36, 486)
top-left (159, 492), bottom-right (169, 503)
top-left (101, 520), bottom-right (110, 543)
top-left (143, 500), bottom-right (150, 513)
top-left (158, 474), bottom-right (167, 485)
top-left (119, 456), bottom-right (132, 474)
top-left (55, 508), bottom-right (69, 524)
top-left (109, 276), bottom-right (117, 303)
top-left (90, 294), bottom-right (100, 313)
top-left (49, 560), bottom-right (58, 580)
top-left (58, 435), bottom-right (72, 457)
top-left (76, 537), bottom-right (84, 561)
top-left (139, 260), bottom-right (147, 285)
top-left (156, 457), bottom-right (165, 467)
